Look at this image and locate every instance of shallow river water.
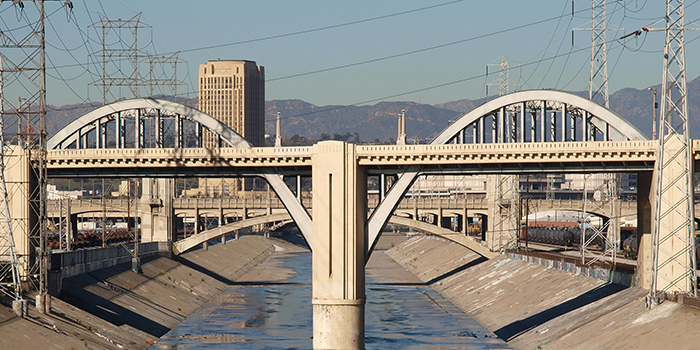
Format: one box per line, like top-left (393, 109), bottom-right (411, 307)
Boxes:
top-left (155, 250), bottom-right (509, 349)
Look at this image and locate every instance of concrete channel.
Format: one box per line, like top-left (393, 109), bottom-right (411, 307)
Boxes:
top-left (2, 232), bottom-right (700, 349)
top-left (387, 234), bottom-right (700, 349)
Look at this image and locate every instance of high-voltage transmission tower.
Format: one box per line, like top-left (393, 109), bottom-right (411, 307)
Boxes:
top-left (90, 14), bottom-right (182, 103)
top-left (90, 13), bottom-right (150, 103)
top-left (575, 0), bottom-right (620, 266)
top-left (486, 55), bottom-right (520, 97)
top-left (147, 52), bottom-right (183, 101)
top-left (0, 0), bottom-right (64, 313)
top-left (649, 0), bottom-right (697, 299)
top-left (486, 55), bottom-right (521, 251)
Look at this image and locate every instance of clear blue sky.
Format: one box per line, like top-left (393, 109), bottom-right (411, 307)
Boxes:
top-left (4, 0), bottom-right (697, 108)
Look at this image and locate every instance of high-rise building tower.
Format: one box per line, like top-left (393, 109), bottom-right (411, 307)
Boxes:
top-left (199, 60), bottom-right (265, 147)
top-left (193, 60), bottom-right (265, 198)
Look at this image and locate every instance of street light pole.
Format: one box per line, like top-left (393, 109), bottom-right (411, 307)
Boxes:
top-left (648, 87), bottom-right (658, 139)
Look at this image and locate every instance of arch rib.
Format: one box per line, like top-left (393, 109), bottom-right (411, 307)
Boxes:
top-left (366, 90), bottom-right (648, 259)
top-left (48, 98), bottom-right (313, 249)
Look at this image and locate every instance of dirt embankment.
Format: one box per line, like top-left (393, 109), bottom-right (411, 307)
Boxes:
top-left (387, 235), bottom-right (700, 350)
top-left (0, 235), bottom-right (279, 350)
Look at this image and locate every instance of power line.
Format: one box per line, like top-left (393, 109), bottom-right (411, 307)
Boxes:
top-left (272, 37), bottom-right (633, 123)
top-left (170, 0), bottom-right (466, 55)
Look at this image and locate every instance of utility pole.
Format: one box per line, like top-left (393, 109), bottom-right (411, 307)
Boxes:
top-left (648, 88), bottom-right (658, 140)
top-left (275, 112), bottom-right (282, 148)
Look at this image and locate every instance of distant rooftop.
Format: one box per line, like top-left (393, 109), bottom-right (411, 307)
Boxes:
top-left (207, 59), bottom-right (257, 64)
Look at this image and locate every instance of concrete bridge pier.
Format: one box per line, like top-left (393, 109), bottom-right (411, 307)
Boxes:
top-left (486, 175), bottom-right (518, 250)
top-left (140, 178), bottom-right (174, 245)
top-left (640, 135), bottom-right (695, 293)
top-left (4, 146), bottom-right (35, 281)
top-left (194, 205), bottom-right (200, 235)
top-left (637, 171), bottom-right (653, 289)
top-left (312, 141), bottom-right (365, 350)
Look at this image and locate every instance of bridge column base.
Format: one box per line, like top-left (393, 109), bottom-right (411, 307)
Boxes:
top-left (312, 141), bottom-right (366, 350)
top-left (312, 299), bottom-right (365, 350)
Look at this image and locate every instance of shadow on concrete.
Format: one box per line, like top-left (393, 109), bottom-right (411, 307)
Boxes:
top-left (425, 256), bottom-right (488, 285)
top-left (174, 255), bottom-right (237, 285)
top-left (60, 272), bottom-right (171, 337)
top-left (493, 282), bottom-right (627, 342)
top-left (228, 281), bottom-right (308, 286)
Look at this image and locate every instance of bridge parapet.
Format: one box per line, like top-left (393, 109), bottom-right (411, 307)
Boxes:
top-left (356, 141), bottom-right (657, 167)
top-left (47, 146), bottom-right (313, 169)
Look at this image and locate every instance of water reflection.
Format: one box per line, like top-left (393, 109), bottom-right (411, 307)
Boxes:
top-left (155, 251), bottom-right (509, 349)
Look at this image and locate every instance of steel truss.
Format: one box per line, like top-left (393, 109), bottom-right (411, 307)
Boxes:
top-left (491, 174), bottom-right (519, 251)
top-left (650, 0), bottom-right (697, 299)
top-left (0, 1), bottom-right (54, 308)
top-left (581, 173), bottom-right (618, 266)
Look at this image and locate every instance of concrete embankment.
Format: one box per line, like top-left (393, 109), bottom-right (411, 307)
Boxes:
top-left (387, 235), bottom-right (700, 350)
top-left (0, 235), bottom-right (276, 350)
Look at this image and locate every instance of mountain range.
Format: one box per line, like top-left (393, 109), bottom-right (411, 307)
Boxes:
top-left (47, 76), bottom-right (700, 143)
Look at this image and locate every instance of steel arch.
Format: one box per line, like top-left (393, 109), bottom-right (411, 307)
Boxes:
top-left (366, 90), bottom-right (648, 258)
top-left (47, 98), bottom-right (313, 247)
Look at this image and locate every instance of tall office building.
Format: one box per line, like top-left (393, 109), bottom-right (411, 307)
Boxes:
top-left (194, 60), bottom-right (265, 198)
top-left (199, 60), bottom-right (265, 147)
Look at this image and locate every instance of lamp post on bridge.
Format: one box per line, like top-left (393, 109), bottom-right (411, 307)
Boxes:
top-left (648, 87), bottom-right (657, 140)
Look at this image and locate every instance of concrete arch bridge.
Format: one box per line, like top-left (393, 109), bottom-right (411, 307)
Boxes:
top-left (32, 90), bottom-right (698, 346)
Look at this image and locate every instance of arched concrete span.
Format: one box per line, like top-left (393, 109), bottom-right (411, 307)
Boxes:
top-left (432, 90), bottom-right (646, 144)
top-left (48, 98), bottom-right (251, 150)
top-left (173, 212), bottom-right (292, 254)
top-left (47, 98), bottom-right (313, 248)
top-left (367, 90), bottom-right (648, 258)
top-left (388, 216), bottom-right (496, 258)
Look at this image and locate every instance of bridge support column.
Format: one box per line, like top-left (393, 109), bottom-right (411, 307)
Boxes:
top-left (65, 201), bottom-right (72, 250)
top-left (4, 146), bottom-right (35, 281)
top-left (637, 170), bottom-right (654, 289)
top-left (140, 178), bottom-right (174, 244)
top-left (312, 141), bottom-right (365, 350)
top-left (649, 134), bottom-right (695, 293)
top-left (461, 208), bottom-right (468, 235)
top-left (194, 206), bottom-right (200, 235)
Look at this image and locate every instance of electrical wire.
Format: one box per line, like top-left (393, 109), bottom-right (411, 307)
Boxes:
top-left (169, 0), bottom-right (466, 56)
top-left (271, 37), bottom-right (626, 122)
top-left (522, 1), bottom-right (572, 88)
